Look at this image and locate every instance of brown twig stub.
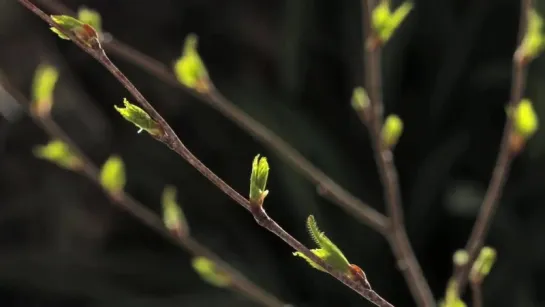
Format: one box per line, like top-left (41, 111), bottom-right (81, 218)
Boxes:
top-left (453, 0), bottom-right (532, 293)
top-left (359, 1), bottom-right (435, 306)
top-left (470, 281), bottom-right (483, 307)
top-left (349, 264), bottom-right (373, 290)
top-left (17, 1), bottom-right (394, 305)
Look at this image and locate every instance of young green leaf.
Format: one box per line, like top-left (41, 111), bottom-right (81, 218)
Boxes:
top-left (50, 15), bottom-right (83, 40)
top-left (470, 246), bottom-right (497, 283)
top-left (371, 1), bottom-right (413, 43)
top-left (385, 1), bottom-right (413, 40)
top-left (31, 63), bottom-right (59, 118)
top-left (50, 15), bottom-right (100, 49)
top-left (351, 87), bottom-right (370, 111)
top-left (249, 154), bottom-right (270, 205)
top-left (99, 155), bottom-right (126, 195)
top-left (381, 114), bottom-right (404, 148)
top-left (114, 98), bottom-right (161, 135)
top-left (440, 249), bottom-right (471, 307)
top-left (191, 257), bottom-right (231, 288)
top-left (518, 8), bottom-right (545, 62)
top-left (33, 139), bottom-right (81, 171)
top-left (161, 185), bottom-right (189, 238)
top-left (511, 98), bottom-right (539, 140)
top-left (372, 0), bottom-right (391, 34)
top-left (439, 297), bottom-right (467, 307)
top-left (293, 215), bottom-right (351, 274)
top-left (77, 7), bottom-right (102, 33)
top-left (173, 34), bottom-right (210, 93)
top-left (440, 279), bottom-right (467, 307)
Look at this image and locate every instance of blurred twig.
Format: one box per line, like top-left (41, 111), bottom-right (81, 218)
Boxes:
top-left (453, 0), bottom-right (532, 293)
top-left (16, 1), bottom-right (394, 305)
top-left (0, 74), bottom-right (287, 307)
top-left (356, 1), bottom-right (435, 306)
top-left (470, 280), bottom-right (483, 307)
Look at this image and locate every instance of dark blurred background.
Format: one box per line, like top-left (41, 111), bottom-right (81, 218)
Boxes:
top-left (1, 0), bottom-right (545, 306)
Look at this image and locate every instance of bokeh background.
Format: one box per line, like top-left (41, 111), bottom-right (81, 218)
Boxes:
top-left (1, 0), bottom-right (545, 306)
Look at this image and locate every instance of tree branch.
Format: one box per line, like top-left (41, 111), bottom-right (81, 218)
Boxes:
top-left (35, 0), bottom-right (390, 235)
top-left (0, 75), bottom-right (286, 307)
top-left (453, 0), bottom-right (532, 293)
top-left (357, 1), bottom-right (435, 306)
top-left (16, 1), bottom-right (394, 305)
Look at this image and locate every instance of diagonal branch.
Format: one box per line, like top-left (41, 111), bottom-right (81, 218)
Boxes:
top-left (35, 0), bottom-right (390, 234)
top-left (0, 75), bottom-right (286, 307)
top-left (453, 0), bottom-right (532, 293)
top-left (357, 1), bottom-right (435, 306)
top-left (16, 1), bottom-right (394, 305)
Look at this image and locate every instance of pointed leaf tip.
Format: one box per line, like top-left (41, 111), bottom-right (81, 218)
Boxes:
top-left (371, 1), bottom-right (413, 43)
top-left (50, 15), bottom-right (82, 40)
top-left (49, 15), bottom-right (100, 49)
top-left (293, 215), bottom-right (351, 274)
top-left (372, 1), bottom-right (391, 31)
top-left (184, 33), bottom-right (199, 54)
top-left (114, 98), bottom-right (161, 135)
top-left (306, 215), bottom-right (322, 247)
top-left (306, 215), bottom-right (350, 269)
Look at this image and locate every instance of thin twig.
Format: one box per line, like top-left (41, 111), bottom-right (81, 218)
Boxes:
top-left (357, 1), bottom-right (435, 306)
top-left (0, 75), bottom-right (286, 307)
top-left (35, 0), bottom-right (390, 234)
top-left (470, 281), bottom-right (483, 307)
top-left (31, 0), bottom-right (413, 303)
top-left (453, 0), bottom-right (532, 293)
top-left (16, 1), bottom-right (394, 305)
top-left (31, 0), bottom-right (419, 302)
